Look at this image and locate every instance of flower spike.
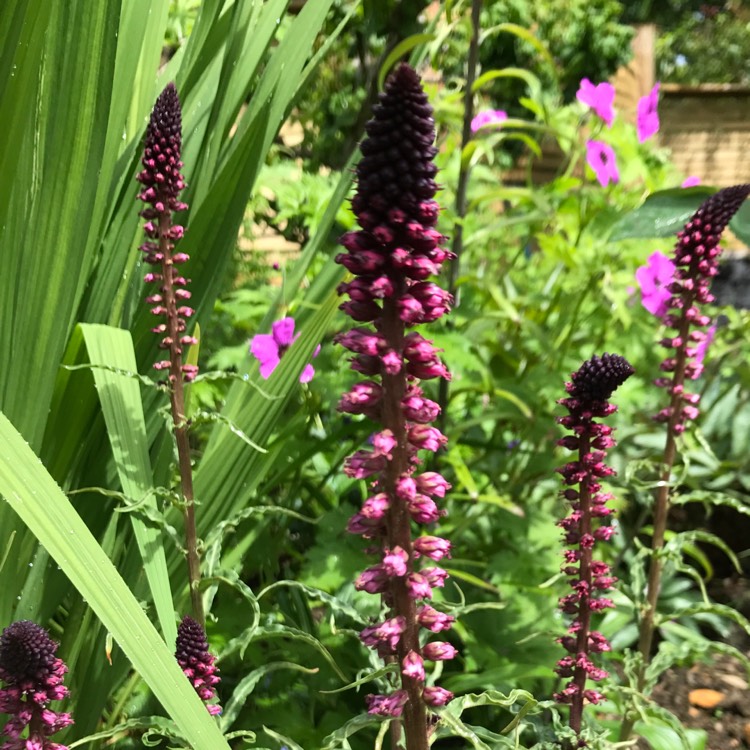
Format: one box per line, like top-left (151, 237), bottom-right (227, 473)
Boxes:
top-left (554, 354), bottom-right (633, 736)
top-left (621, 186), bottom-right (750, 744)
top-left (654, 185), bottom-right (750, 433)
top-left (175, 616), bottom-right (221, 716)
top-left (139, 83), bottom-right (204, 623)
top-left (336, 63), bottom-right (455, 745)
top-left (137, 82), bottom-right (197, 382)
top-left (0, 621), bottom-right (74, 749)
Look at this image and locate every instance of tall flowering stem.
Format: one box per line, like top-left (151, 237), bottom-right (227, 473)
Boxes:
top-left (621, 184), bottom-right (750, 740)
top-left (175, 616), bottom-right (221, 716)
top-left (335, 63), bottom-right (456, 749)
top-left (0, 621), bottom-right (73, 750)
top-left (554, 354), bottom-right (633, 736)
top-left (137, 83), bottom-right (203, 624)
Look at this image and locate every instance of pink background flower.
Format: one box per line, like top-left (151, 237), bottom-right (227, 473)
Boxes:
top-left (470, 109), bottom-right (507, 132)
top-left (681, 176), bottom-right (701, 188)
top-left (250, 317), bottom-right (319, 382)
top-left (576, 78), bottom-right (615, 127)
top-left (637, 83), bottom-right (660, 143)
top-left (694, 324), bottom-right (717, 366)
top-left (635, 251), bottom-right (675, 317)
top-left (585, 140), bottom-right (619, 187)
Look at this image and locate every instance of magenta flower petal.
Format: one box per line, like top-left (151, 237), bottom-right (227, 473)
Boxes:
top-left (636, 83), bottom-right (660, 143)
top-left (576, 78), bottom-right (615, 127)
top-left (585, 140), bottom-right (619, 187)
top-left (250, 333), bottom-right (280, 371)
top-left (470, 109), bottom-right (508, 132)
top-left (250, 318), bottom-right (319, 382)
top-left (635, 251), bottom-right (675, 317)
top-left (298, 344), bottom-right (322, 384)
top-left (272, 317), bottom-right (296, 347)
top-left (694, 325), bottom-right (716, 366)
top-left (681, 176), bottom-right (701, 188)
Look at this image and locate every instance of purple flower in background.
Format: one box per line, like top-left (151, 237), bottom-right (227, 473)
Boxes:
top-left (335, 63), bottom-right (456, 734)
top-left (694, 324), bottom-right (717, 366)
top-left (0, 621), bottom-right (74, 749)
top-left (637, 83), bottom-right (660, 143)
top-left (250, 317), bottom-right (320, 382)
top-left (175, 615), bottom-right (221, 716)
top-left (585, 140), bottom-right (619, 187)
top-left (470, 109), bottom-right (508, 132)
top-left (554, 354), bottom-right (634, 735)
top-left (682, 176), bottom-right (701, 188)
top-left (654, 185), bottom-right (750, 433)
top-left (576, 78), bottom-right (615, 127)
top-left (636, 251), bottom-right (675, 317)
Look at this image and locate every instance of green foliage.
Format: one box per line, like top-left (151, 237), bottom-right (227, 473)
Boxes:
top-left (0, 0), bottom-right (353, 746)
top-left (622, 1), bottom-right (750, 85)
top-left (442, 0), bottom-right (633, 106)
top-left (3, 1), bottom-right (750, 748)
top-left (656, 4), bottom-right (750, 84)
top-left (293, 0), bottom-right (431, 169)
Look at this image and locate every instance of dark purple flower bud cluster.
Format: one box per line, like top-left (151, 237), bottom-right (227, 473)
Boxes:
top-left (0, 621), bottom-right (73, 749)
top-left (137, 82), bottom-right (198, 382)
top-left (654, 185), bottom-right (750, 433)
top-left (554, 354), bottom-right (633, 733)
top-left (335, 64), bottom-right (456, 728)
top-left (175, 616), bottom-right (221, 716)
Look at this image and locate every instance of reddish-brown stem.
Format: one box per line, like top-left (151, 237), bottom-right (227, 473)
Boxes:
top-left (381, 288), bottom-right (427, 750)
top-left (620, 301), bottom-right (692, 742)
top-left (568, 434), bottom-right (592, 735)
top-left (158, 211), bottom-right (204, 626)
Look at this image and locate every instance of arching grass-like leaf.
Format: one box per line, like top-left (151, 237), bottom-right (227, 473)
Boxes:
top-left (0, 411), bottom-right (231, 750)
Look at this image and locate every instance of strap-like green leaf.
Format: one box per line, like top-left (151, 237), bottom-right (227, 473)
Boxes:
top-left (80, 323), bottom-right (176, 645)
top-left (0, 411), bottom-right (231, 750)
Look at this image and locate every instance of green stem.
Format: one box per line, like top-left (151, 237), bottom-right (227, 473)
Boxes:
top-left (437, 0), bottom-right (482, 432)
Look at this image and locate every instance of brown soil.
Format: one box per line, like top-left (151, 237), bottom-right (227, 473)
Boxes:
top-left (646, 653), bottom-right (750, 749)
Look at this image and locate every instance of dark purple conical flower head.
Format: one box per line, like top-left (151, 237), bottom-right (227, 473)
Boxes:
top-left (554, 355), bottom-right (633, 735)
top-left (0, 620), bottom-right (73, 749)
top-left (336, 64), bottom-right (456, 740)
top-left (175, 615), bottom-right (221, 716)
top-left (568, 353), bottom-right (635, 404)
top-left (137, 82), bottom-right (198, 383)
top-left (654, 185), bottom-right (750, 433)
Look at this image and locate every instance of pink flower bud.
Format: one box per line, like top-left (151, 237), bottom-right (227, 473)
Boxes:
top-left (423, 685), bottom-right (453, 707)
top-left (422, 641), bottom-right (457, 661)
top-left (401, 650), bottom-right (425, 681)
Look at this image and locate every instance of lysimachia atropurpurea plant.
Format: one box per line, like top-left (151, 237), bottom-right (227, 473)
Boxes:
top-left (0, 621), bottom-right (73, 750)
top-left (335, 63), bottom-right (456, 746)
top-left (0, 1), bottom-right (358, 748)
top-left (553, 353), bottom-right (633, 740)
top-left (619, 184), bottom-right (750, 742)
top-left (137, 81), bottom-right (205, 625)
top-left (4, 3), bottom-right (750, 749)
